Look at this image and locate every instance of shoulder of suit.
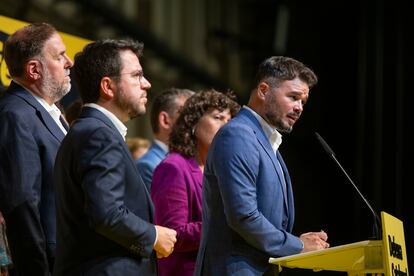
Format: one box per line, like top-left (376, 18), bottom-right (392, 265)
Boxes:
top-left (0, 100), bottom-right (38, 126)
top-left (161, 152), bottom-right (187, 164)
top-left (218, 117), bottom-right (256, 137)
top-left (70, 117), bottom-right (120, 142)
top-left (0, 92), bottom-right (33, 111)
top-left (136, 149), bottom-right (158, 166)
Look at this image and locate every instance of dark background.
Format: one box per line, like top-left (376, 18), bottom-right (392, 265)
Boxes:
top-left (1, 0), bottom-right (411, 274)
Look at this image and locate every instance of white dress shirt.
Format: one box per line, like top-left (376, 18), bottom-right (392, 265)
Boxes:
top-left (83, 103), bottom-right (128, 140)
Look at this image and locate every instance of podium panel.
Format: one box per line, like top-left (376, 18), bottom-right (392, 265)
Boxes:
top-left (269, 211), bottom-right (409, 276)
top-left (381, 212), bottom-right (409, 276)
top-left (269, 240), bottom-right (383, 274)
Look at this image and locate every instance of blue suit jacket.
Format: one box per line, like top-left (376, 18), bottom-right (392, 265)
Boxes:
top-left (135, 141), bottom-right (167, 190)
top-left (53, 107), bottom-right (157, 276)
top-left (195, 107), bottom-right (303, 276)
top-left (0, 81), bottom-right (64, 275)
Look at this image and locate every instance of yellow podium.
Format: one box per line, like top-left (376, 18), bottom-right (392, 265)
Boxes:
top-left (269, 212), bottom-right (409, 275)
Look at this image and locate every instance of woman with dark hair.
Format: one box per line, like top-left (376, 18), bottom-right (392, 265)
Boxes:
top-left (151, 89), bottom-right (240, 276)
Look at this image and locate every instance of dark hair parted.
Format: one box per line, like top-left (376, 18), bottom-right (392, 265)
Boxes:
top-left (150, 88), bottom-right (195, 134)
top-left (73, 39), bottom-right (144, 103)
top-left (4, 23), bottom-right (57, 78)
top-left (169, 89), bottom-right (240, 157)
top-left (254, 56), bottom-right (318, 89)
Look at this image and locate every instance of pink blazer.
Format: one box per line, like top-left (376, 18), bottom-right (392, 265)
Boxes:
top-left (151, 152), bottom-right (202, 276)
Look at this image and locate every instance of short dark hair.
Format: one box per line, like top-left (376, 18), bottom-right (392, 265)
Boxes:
top-left (169, 89), bottom-right (240, 157)
top-left (150, 88), bottom-right (195, 134)
top-left (253, 56), bottom-right (318, 90)
top-left (4, 22), bottom-right (57, 78)
top-left (73, 39), bottom-right (144, 103)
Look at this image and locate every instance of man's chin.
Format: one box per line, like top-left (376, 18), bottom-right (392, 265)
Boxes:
top-left (65, 83), bottom-right (72, 92)
top-left (129, 108), bottom-right (146, 119)
top-left (50, 87), bottom-right (71, 103)
top-left (276, 124), bottom-right (293, 134)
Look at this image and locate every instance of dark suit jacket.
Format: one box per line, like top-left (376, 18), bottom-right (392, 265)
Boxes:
top-left (53, 106), bottom-right (157, 276)
top-left (0, 81), bottom-right (64, 275)
top-left (135, 141), bottom-right (168, 190)
top-left (151, 152), bottom-right (202, 276)
top-left (195, 107), bottom-right (303, 276)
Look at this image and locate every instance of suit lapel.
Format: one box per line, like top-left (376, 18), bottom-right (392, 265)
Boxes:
top-left (187, 156), bottom-right (202, 188)
top-left (59, 115), bottom-right (70, 131)
top-left (9, 83), bottom-right (65, 142)
top-left (121, 137), bottom-right (156, 219)
top-left (277, 150), bottom-right (295, 229)
top-left (239, 108), bottom-right (290, 211)
top-left (81, 107), bottom-right (155, 218)
top-left (276, 151), bottom-right (292, 214)
top-left (36, 109), bottom-right (66, 141)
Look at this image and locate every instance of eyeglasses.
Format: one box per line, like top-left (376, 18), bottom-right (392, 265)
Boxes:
top-left (113, 70), bottom-right (146, 83)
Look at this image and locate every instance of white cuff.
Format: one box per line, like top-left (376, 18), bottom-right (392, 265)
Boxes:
top-left (153, 226), bottom-right (158, 246)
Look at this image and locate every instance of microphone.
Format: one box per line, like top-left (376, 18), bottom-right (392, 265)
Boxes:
top-left (314, 132), bottom-right (381, 240)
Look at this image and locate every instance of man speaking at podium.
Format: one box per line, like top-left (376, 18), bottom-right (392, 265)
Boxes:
top-left (195, 56), bottom-right (330, 275)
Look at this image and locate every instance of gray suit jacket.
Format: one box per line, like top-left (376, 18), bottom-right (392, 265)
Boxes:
top-left (195, 107), bottom-right (303, 276)
top-left (54, 106), bottom-right (157, 276)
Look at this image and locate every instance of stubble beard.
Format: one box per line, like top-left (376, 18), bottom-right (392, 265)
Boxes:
top-left (265, 112), bottom-right (293, 134)
top-left (264, 93), bottom-right (293, 134)
top-left (42, 67), bottom-right (71, 103)
top-left (116, 87), bottom-right (146, 120)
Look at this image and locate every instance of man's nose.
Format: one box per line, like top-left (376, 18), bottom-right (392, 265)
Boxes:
top-left (64, 54), bottom-right (74, 68)
top-left (141, 76), bottom-right (151, 90)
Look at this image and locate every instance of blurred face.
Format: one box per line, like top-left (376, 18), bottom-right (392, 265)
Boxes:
top-left (169, 95), bottom-right (189, 126)
top-left (133, 147), bottom-right (148, 160)
top-left (195, 108), bottom-right (231, 149)
top-left (263, 77), bottom-right (309, 133)
top-left (40, 32), bottom-right (73, 102)
top-left (114, 50), bottom-right (151, 119)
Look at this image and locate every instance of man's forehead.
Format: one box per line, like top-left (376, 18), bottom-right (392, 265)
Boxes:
top-left (43, 33), bottom-right (65, 53)
top-left (120, 50), bottom-right (141, 71)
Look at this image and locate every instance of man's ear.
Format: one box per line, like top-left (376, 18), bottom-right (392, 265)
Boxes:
top-left (100, 77), bottom-right (116, 100)
top-left (26, 60), bottom-right (42, 81)
top-left (158, 111), bottom-right (172, 130)
top-left (257, 82), bottom-right (270, 100)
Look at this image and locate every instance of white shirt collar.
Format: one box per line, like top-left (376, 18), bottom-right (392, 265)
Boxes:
top-left (13, 79), bottom-right (67, 134)
top-left (244, 105), bottom-right (282, 152)
top-left (84, 103), bottom-right (128, 140)
top-left (153, 139), bottom-right (169, 153)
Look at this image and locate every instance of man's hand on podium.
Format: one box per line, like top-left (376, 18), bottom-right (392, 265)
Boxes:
top-left (299, 230), bottom-right (330, 253)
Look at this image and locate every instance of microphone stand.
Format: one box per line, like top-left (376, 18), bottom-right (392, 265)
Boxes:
top-left (315, 132), bottom-right (382, 240)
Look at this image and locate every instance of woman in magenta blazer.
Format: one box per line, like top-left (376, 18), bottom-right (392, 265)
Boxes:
top-left (151, 89), bottom-right (240, 276)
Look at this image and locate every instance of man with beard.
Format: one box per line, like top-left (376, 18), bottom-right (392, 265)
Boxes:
top-left (195, 56), bottom-right (330, 276)
top-left (0, 23), bottom-right (72, 275)
top-left (136, 87), bottom-right (194, 190)
top-left (53, 39), bottom-right (177, 276)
